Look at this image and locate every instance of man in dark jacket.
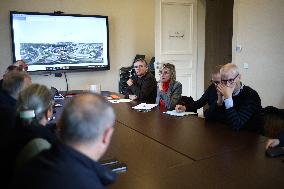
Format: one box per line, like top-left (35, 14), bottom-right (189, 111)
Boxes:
top-left (0, 71), bottom-right (31, 137)
top-left (175, 65), bottom-right (223, 119)
top-left (124, 58), bottom-right (157, 103)
top-left (176, 63), bottom-right (262, 132)
top-left (214, 63), bottom-right (262, 132)
top-left (0, 71), bottom-right (31, 108)
top-left (0, 65), bottom-right (22, 91)
top-left (13, 93), bottom-right (117, 189)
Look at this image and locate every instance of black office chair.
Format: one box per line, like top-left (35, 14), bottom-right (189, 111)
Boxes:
top-left (133, 54), bottom-right (145, 63)
top-left (148, 57), bottom-right (155, 76)
top-left (262, 106), bottom-right (284, 137)
top-left (15, 138), bottom-right (51, 172)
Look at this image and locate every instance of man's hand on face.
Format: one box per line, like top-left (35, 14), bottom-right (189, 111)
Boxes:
top-left (217, 84), bottom-right (235, 99)
top-left (127, 79), bottom-right (133, 86)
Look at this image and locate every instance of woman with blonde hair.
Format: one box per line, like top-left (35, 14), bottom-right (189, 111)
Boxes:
top-left (156, 63), bottom-right (182, 110)
top-left (14, 83), bottom-right (57, 151)
top-left (17, 84), bottom-right (54, 129)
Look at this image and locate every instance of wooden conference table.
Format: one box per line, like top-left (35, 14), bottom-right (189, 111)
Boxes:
top-left (55, 94), bottom-right (283, 188)
top-left (102, 102), bottom-right (284, 189)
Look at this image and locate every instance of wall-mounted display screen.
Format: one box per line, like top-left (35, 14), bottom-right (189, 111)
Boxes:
top-left (10, 11), bottom-right (110, 74)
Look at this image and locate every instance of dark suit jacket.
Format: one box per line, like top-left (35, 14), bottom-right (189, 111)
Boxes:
top-left (1, 119), bottom-right (58, 184)
top-left (0, 90), bottom-right (17, 137)
top-left (124, 72), bottom-right (157, 103)
top-left (13, 142), bottom-right (117, 189)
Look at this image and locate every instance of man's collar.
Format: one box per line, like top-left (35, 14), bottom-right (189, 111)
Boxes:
top-left (233, 82), bottom-right (244, 96)
top-left (55, 143), bottom-right (117, 185)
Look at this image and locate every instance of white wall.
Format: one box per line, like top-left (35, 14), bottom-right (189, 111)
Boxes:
top-left (233, 0), bottom-right (284, 108)
top-left (0, 0), bottom-right (154, 92)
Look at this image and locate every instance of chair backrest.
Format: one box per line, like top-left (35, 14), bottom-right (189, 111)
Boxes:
top-left (133, 54), bottom-right (145, 64)
top-left (14, 138), bottom-right (51, 171)
top-left (148, 57), bottom-right (155, 75)
top-left (262, 106), bottom-right (284, 137)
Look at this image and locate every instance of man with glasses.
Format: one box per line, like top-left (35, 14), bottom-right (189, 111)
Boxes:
top-left (214, 63), bottom-right (262, 132)
top-left (175, 65), bottom-right (223, 118)
top-left (124, 58), bottom-right (157, 103)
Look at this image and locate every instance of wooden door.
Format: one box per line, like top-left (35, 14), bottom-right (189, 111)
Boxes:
top-left (155, 0), bottom-right (198, 98)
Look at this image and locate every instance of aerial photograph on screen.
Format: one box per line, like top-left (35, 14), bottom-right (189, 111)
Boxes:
top-left (20, 42), bottom-right (103, 65)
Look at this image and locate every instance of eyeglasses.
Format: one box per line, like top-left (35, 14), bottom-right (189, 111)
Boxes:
top-left (211, 80), bottom-right (221, 85)
top-left (221, 74), bottom-right (239, 85)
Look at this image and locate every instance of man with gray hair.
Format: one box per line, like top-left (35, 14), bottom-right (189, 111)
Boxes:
top-left (125, 58), bottom-right (157, 103)
top-left (0, 71), bottom-right (31, 108)
top-left (13, 93), bottom-right (117, 189)
top-left (2, 71), bottom-right (31, 97)
top-left (0, 65), bottom-right (23, 91)
top-left (210, 63), bottom-right (262, 132)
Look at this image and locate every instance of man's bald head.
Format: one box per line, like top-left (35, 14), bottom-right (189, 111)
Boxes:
top-left (60, 93), bottom-right (115, 145)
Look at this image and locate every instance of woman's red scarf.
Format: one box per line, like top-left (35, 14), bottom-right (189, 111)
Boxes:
top-left (159, 80), bottom-right (171, 109)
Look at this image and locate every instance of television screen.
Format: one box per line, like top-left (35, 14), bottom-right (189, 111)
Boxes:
top-left (10, 11), bottom-right (110, 74)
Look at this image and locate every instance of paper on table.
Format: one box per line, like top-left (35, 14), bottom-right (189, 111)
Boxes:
top-left (54, 93), bottom-right (65, 100)
top-left (132, 103), bottom-right (158, 110)
top-left (109, 99), bottom-right (132, 103)
top-left (164, 110), bottom-right (196, 117)
top-left (119, 99), bottom-right (132, 102)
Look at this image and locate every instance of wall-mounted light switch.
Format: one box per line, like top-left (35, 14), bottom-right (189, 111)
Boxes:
top-left (236, 45), bottom-right (242, 53)
top-left (243, 63), bottom-right (249, 69)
